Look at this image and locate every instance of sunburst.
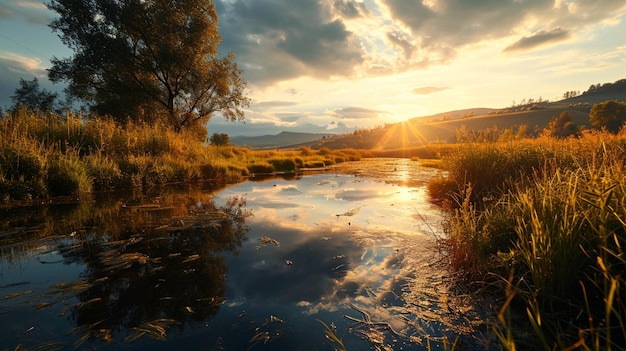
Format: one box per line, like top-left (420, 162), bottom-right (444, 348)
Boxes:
top-left (373, 121), bottom-right (430, 150)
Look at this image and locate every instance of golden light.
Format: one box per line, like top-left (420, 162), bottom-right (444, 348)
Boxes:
top-left (373, 121), bottom-right (430, 150)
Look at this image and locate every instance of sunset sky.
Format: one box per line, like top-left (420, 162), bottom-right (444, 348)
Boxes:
top-left (1, 0), bottom-right (625, 136)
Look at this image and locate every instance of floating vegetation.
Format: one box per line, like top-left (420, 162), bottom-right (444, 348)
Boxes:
top-left (248, 331), bottom-right (270, 350)
top-left (100, 252), bottom-right (149, 270)
top-left (256, 236), bottom-right (280, 249)
top-left (247, 315), bottom-right (286, 350)
top-left (46, 280), bottom-right (90, 296)
top-left (124, 319), bottom-right (177, 342)
top-left (317, 319), bottom-right (346, 351)
top-left (32, 302), bottom-right (53, 310)
top-left (67, 320), bottom-right (111, 347)
top-left (2, 291), bottom-right (32, 300)
top-left (344, 302), bottom-right (416, 350)
top-left (182, 254), bottom-right (201, 263)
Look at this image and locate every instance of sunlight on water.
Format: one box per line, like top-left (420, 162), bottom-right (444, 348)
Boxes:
top-left (0, 159), bottom-right (491, 351)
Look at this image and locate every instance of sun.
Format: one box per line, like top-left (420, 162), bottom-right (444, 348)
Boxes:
top-left (372, 121), bottom-right (430, 150)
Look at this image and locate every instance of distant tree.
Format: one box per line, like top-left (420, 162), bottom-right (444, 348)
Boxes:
top-left (589, 100), bottom-right (626, 133)
top-left (47, 0), bottom-right (250, 135)
top-left (209, 133), bottom-right (230, 146)
top-left (10, 77), bottom-right (59, 112)
top-left (545, 111), bottom-right (578, 138)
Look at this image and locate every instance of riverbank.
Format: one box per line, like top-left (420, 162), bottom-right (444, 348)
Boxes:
top-left (430, 130), bottom-right (626, 350)
top-left (0, 109), bottom-right (368, 202)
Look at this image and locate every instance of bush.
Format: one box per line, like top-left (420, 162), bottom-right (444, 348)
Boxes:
top-left (247, 162), bottom-right (275, 174)
top-left (0, 146), bottom-right (45, 181)
top-left (268, 158), bottom-right (297, 172)
top-left (47, 157), bottom-right (91, 196)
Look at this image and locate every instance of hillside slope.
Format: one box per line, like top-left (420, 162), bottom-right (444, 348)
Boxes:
top-left (230, 131), bottom-right (335, 149)
top-left (311, 81), bottom-right (625, 150)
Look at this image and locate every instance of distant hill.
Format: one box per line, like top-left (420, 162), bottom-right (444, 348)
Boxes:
top-left (307, 79), bottom-right (625, 150)
top-left (230, 131), bottom-right (335, 149)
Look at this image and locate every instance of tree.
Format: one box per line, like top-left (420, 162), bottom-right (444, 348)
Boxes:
top-left (47, 0), bottom-right (250, 134)
top-left (545, 111), bottom-right (578, 138)
top-left (10, 77), bottom-right (59, 112)
top-left (589, 100), bottom-right (626, 133)
top-left (209, 133), bottom-right (230, 146)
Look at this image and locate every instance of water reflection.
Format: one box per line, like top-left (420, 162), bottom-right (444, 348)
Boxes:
top-left (0, 159), bottom-right (491, 351)
top-left (0, 185), bottom-right (250, 349)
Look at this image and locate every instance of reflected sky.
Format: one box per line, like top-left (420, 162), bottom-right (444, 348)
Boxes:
top-left (0, 159), bottom-right (490, 351)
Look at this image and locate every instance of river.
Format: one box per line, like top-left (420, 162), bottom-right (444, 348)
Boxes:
top-left (0, 158), bottom-right (491, 351)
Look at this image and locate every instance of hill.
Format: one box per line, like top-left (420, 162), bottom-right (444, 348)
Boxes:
top-left (309, 79), bottom-right (625, 150)
top-left (230, 131), bottom-right (335, 149)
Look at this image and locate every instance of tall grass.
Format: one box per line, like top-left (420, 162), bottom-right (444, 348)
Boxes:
top-left (1, 108), bottom-right (367, 201)
top-left (434, 131), bottom-right (626, 350)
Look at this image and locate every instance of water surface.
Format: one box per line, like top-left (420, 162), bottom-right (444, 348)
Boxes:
top-left (0, 159), bottom-right (489, 350)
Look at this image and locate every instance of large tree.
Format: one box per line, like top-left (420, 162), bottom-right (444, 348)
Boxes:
top-left (47, 0), bottom-right (249, 132)
top-left (589, 100), bottom-right (626, 133)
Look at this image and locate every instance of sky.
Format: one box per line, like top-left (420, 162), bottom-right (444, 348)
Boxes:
top-left (1, 0), bottom-right (625, 136)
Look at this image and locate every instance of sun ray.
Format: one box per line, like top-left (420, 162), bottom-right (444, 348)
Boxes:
top-left (372, 121), bottom-right (431, 150)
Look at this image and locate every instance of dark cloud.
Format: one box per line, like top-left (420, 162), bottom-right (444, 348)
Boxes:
top-left (333, 0), bottom-right (369, 19)
top-left (412, 86), bottom-right (448, 95)
top-left (330, 106), bottom-right (390, 119)
top-left (380, 0), bottom-right (626, 57)
top-left (387, 31), bottom-right (415, 59)
top-left (503, 28), bottom-right (571, 53)
top-left (216, 0), bottom-right (364, 86)
top-left (381, 0), bottom-right (549, 49)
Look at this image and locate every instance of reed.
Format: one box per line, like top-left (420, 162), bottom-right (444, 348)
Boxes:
top-left (437, 132), bottom-right (626, 350)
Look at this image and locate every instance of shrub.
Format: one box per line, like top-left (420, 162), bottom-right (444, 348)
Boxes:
top-left (0, 146), bottom-right (45, 181)
top-left (247, 162), bottom-right (275, 175)
top-left (84, 154), bottom-right (121, 190)
top-left (268, 158), bottom-right (297, 172)
top-left (47, 156), bottom-right (91, 196)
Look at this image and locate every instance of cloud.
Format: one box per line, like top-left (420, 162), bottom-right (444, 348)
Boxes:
top-left (333, 0), bottom-right (369, 19)
top-left (216, 0), bottom-right (364, 86)
top-left (274, 112), bottom-right (306, 123)
top-left (503, 28), bottom-right (571, 53)
top-left (252, 100), bottom-right (300, 109)
top-left (0, 52), bottom-right (51, 108)
top-left (412, 86), bottom-right (448, 95)
top-left (328, 106), bottom-right (390, 119)
top-left (379, 0), bottom-right (626, 59)
top-left (0, 1), bottom-right (52, 25)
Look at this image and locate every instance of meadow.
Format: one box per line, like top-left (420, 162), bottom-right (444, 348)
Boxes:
top-left (429, 131), bottom-right (626, 350)
top-left (0, 108), bottom-right (366, 201)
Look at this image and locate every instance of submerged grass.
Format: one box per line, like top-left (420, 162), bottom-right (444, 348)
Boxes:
top-left (0, 109), bottom-right (368, 201)
top-left (431, 131), bottom-right (626, 350)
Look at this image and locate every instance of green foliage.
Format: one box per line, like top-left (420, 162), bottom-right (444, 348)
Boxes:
top-left (10, 77), bottom-right (61, 113)
top-left (589, 100), bottom-right (626, 133)
top-left (268, 158), bottom-right (297, 172)
top-left (247, 162), bottom-right (275, 175)
top-left (210, 133), bottom-right (231, 146)
top-left (47, 155), bottom-right (91, 196)
top-left (544, 110), bottom-right (579, 138)
top-left (47, 0), bottom-right (250, 132)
